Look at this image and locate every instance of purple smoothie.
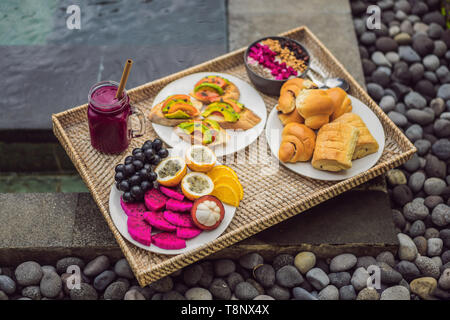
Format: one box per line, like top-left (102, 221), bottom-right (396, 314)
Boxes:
top-left (88, 81), bottom-right (131, 154)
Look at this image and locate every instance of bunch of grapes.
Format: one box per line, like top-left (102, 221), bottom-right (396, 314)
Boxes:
top-left (114, 138), bottom-right (169, 203)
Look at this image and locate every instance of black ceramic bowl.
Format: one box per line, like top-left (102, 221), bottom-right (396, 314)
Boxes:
top-left (244, 36), bottom-right (310, 96)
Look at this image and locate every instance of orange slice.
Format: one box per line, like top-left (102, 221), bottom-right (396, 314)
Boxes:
top-left (213, 175), bottom-right (243, 200)
top-left (211, 184), bottom-right (240, 207)
top-left (181, 172), bottom-right (214, 201)
top-left (185, 145), bottom-right (217, 172)
top-left (207, 165), bottom-right (239, 181)
top-left (155, 157), bottom-right (187, 187)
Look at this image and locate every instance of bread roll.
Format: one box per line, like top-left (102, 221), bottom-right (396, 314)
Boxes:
top-left (278, 109), bottom-right (304, 126)
top-left (312, 122), bottom-right (359, 171)
top-left (327, 87), bottom-right (352, 121)
top-left (296, 89), bottom-right (334, 129)
top-left (278, 123), bottom-right (316, 163)
top-left (277, 78), bottom-right (317, 114)
top-left (333, 113), bottom-right (379, 160)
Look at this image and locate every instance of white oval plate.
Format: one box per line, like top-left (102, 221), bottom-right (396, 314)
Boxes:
top-left (150, 72), bottom-right (267, 157)
top-left (265, 95), bottom-right (385, 181)
top-left (109, 147), bottom-right (236, 255)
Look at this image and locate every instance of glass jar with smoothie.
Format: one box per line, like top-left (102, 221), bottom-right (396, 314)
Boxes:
top-left (87, 81), bottom-right (145, 154)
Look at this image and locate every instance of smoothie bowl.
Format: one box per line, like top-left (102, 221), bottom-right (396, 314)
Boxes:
top-left (244, 36), bottom-right (310, 95)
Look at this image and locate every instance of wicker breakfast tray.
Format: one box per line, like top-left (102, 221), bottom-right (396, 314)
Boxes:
top-left (52, 26), bottom-right (416, 286)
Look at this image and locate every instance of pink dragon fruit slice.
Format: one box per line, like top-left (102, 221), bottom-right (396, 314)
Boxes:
top-left (144, 188), bottom-right (168, 211)
top-left (127, 216), bottom-right (152, 246)
top-left (120, 197), bottom-right (147, 219)
top-left (152, 232), bottom-right (186, 250)
top-left (144, 211), bottom-right (176, 232)
top-left (163, 210), bottom-right (196, 228)
top-left (176, 226), bottom-right (202, 239)
top-left (166, 198), bottom-right (193, 212)
top-left (159, 186), bottom-right (185, 201)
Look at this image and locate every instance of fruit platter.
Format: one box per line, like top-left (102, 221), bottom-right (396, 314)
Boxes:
top-left (149, 72), bottom-right (267, 157)
top-left (109, 140), bottom-right (243, 254)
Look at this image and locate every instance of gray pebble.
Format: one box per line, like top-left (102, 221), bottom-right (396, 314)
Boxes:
top-left (183, 264), bottom-right (203, 287)
top-left (21, 286), bottom-right (41, 300)
top-left (234, 282), bottom-right (259, 300)
top-left (414, 139), bottom-right (431, 156)
top-left (339, 285), bottom-right (356, 300)
top-left (305, 268), bottom-right (329, 290)
top-left (329, 254), bottom-right (357, 272)
top-left (253, 264), bottom-right (275, 288)
top-left (93, 270), bottom-right (116, 291)
top-left (423, 54), bottom-right (440, 71)
top-left (15, 262), bottom-right (43, 286)
top-left (405, 124), bottom-right (423, 141)
top-left (275, 265), bottom-right (303, 288)
top-left (437, 84), bottom-right (450, 100)
top-left (414, 255), bottom-right (440, 279)
top-left (0, 275), bottom-right (16, 295)
top-left (292, 287), bottom-right (318, 300)
top-left (239, 253), bottom-right (263, 270)
top-left (253, 294), bottom-right (275, 300)
top-left (409, 220), bottom-right (426, 237)
top-left (104, 281), bottom-right (127, 300)
top-left (114, 259), bottom-right (134, 280)
top-left (404, 91), bottom-right (426, 109)
top-left (408, 171), bottom-right (426, 192)
top-left (214, 259), bottom-right (236, 277)
top-left (371, 51), bottom-right (392, 67)
top-left (424, 177), bottom-right (447, 195)
top-left (272, 254), bottom-right (294, 271)
top-left (124, 289), bottom-right (145, 300)
top-left (70, 283), bottom-right (98, 300)
top-left (427, 238), bottom-right (443, 256)
top-left (399, 46), bottom-right (421, 62)
top-left (380, 95), bottom-right (396, 112)
top-left (318, 285), bottom-right (339, 300)
top-left (266, 284), bottom-right (290, 300)
top-left (185, 287), bottom-right (213, 300)
top-left (376, 251), bottom-right (396, 267)
top-left (380, 285), bottom-right (410, 300)
top-left (56, 257), bottom-right (85, 275)
top-left (226, 272), bottom-right (244, 291)
top-left (351, 267), bottom-right (370, 291)
top-left (396, 260), bottom-right (420, 281)
top-left (388, 111), bottom-right (408, 127)
top-left (83, 256), bottom-right (110, 277)
top-left (209, 278), bottom-right (231, 300)
top-left (40, 271), bottom-right (62, 298)
top-left (377, 262), bottom-right (403, 284)
top-left (403, 199), bottom-right (429, 221)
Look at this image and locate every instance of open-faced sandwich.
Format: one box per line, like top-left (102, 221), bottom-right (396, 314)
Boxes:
top-left (190, 75), bottom-right (240, 104)
top-left (201, 97), bottom-right (261, 130)
top-left (149, 94), bottom-right (202, 126)
top-left (174, 119), bottom-right (229, 147)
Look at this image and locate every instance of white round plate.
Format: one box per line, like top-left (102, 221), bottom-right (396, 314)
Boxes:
top-left (109, 147), bottom-right (236, 255)
top-left (265, 95), bottom-right (385, 181)
top-left (150, 72), bottom-right (267, 157)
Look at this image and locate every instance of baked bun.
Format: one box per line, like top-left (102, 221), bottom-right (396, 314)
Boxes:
top-left (327, 87), bottom-right (352, 121)
top-left (311, 122), bottom-right (359, 171)
top-left (277, 78), bottom-right (317, 114)
top-left (278, 109), bottom-right (304, 126)
top-left (295, 89), bottom-right (334, 129)
top-left (278, 123), bottom-right (316, 163)
top-left (333, 113), bottom-right (379, 159)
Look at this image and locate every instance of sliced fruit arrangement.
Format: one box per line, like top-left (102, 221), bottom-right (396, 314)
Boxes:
top-left (174, 119), bottom-right (229, 147)
top-left (116, 140), bottom-right (239, 250)
top-left (148, 94), bottom-right (202, 127)
top-left (185, 145), bottom-right (217, 172)
top-left (207, 165), bottom-right (243, 207)
top-left (191, 75), bottom-right (240, 104)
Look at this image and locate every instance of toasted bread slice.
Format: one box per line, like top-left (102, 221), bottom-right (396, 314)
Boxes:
top-left (205, 108), bottom-right (261, 130)
top-left (148, 98), bottom-right (202, 127)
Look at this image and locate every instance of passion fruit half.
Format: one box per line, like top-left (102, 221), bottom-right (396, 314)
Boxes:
top-left (154, 156), bottom-right (187, 187)
top-left (185, 145), bottom-right (217, 172)
top-left (181, 172), bottom-right (214, 200)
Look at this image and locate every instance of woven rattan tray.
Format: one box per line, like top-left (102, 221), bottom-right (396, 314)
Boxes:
top-left (52, 26), bottom-right (416, 286)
